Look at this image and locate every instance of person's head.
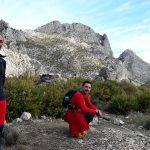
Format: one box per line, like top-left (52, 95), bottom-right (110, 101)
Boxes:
top-left (82, 80), bottom-right (92, 95)
top-left (0, 35), bottom-right (4, 49)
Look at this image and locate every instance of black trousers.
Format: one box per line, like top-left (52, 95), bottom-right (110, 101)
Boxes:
top-left (82, 113), bottom-right (95, 124)
top-left (0, 125), bottom-right (4, 149)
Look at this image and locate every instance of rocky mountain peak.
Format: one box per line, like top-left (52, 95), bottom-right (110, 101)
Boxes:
top-left (97, 48), bottom-right (150, 85)
top-left (0, 19), bottom-right (9, 32)
top-left (118, 49), bottom-right (148, 64)
top-left (0, 20), bottom-right (150, 85)
top-left (35, 20), bottom-right (96, 36)
top-left (118, 49), bottom-right (136, 61)
top-left (120, 49), bottom-right (135, 57)
top-left (35, 20), bottom-right (113, 57)
top-left (118, 49), bottom-right (136, 62)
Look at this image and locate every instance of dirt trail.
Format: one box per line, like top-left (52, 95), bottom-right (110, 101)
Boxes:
top-left (3, 116), bottom-right (150, 150)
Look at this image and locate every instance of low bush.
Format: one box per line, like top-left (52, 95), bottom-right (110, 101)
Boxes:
top-left (108, 94), bottom-right (130, 115)
top-left (137, 94), bottom-right (150, 112)
top-left (4, 77), bottom-right (150, 121)
top-left (4, 125), bottom-right (20, 145)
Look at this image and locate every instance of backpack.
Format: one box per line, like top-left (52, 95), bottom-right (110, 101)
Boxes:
top-left (62, 89), bottom-right (78, 109)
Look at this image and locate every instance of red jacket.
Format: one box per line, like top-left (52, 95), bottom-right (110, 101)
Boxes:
top-left (64, 91), bottom-right (97, 136)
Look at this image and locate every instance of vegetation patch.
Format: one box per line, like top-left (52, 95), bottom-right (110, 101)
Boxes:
top-left (4, 77), bottom-right (150, 122)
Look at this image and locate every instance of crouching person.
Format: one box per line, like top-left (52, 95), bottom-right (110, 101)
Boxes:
top-left (63, 80), bottom-right (102, 139)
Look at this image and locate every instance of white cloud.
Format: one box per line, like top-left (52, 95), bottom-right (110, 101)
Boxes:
top-left (136, 34), bottom-right (150, 41)
top-left (113, 2), bottom-right (131, 12)
top-left (143, 18), bottom-right (150, 24)
top-left (138, 50), bottom-right (150, 64)
top-left (125, 34), bottom-right (150, 50)
top-left (112, 33), bottom-right (150, 63)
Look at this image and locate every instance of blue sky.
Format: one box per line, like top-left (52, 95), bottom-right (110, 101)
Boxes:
top-left (0, 0), bottom-right (150, 63)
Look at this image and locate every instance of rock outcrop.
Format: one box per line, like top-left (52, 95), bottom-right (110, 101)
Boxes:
top-left (4, 47), bottom-right (35, 77)
top-left (1, 20), bottom-right (114, 78)
top-left (97, 49), bottom-right (150, 85)
top-left (35, 21), bottom-right (113, 57)
top-left (0, 20), bottom-right (150, 85)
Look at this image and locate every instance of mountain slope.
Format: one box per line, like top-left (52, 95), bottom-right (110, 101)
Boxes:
top-left (97, 49), bottom-right (150, 85)
top-left (0, 20), bottom-right (150, 84)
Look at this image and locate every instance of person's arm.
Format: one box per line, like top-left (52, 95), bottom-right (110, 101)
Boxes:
top-left (72, 92), bottom-right (96, 114)
top-left (84, 94), bottom-right (103, 118)
top-left (84, 94), bottom-right (96, 109)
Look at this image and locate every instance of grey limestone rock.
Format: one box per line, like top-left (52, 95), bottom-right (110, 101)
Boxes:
top-left (1, 20), bottom-right (150, 85)
top-left (97, 49), bottom-right (150, 85)
top-left (35, 20), bottom-right (113, 57)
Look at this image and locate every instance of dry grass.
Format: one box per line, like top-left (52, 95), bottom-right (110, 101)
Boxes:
top-left (3, 125), bottom-right (20, 145)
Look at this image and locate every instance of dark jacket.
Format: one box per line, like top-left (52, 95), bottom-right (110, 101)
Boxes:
top-left (0, 55), bottom-right (6, 100)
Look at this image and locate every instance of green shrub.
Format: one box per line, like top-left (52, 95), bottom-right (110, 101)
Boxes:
top-left (108, 94), bottom-right (137, 115)
top-left (91, 80), bottom-right (119, 101)
top-left (5, 78), bottom-right (46, 121)
top-left (4, 76), bottom-right (150, 121)
top-left (108, 94), bottom-right (130, 115)
top-left (108, 93), bottom-right (149, 115)
top-left (126, 96), bottom-right (139, 111)
top-left (120, 82), bottom-right (142, 96)
top-left (91, 80), bottom-right (125, 110)
top-left (137, 94), bottom-right (150, 112)
top-left (5, 77), bottom-right (86, 121)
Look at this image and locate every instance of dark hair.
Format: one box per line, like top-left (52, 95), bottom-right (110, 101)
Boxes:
top-left (82, 80), bottom-right (92, 86)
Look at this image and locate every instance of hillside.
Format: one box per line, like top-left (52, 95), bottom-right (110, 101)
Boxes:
top-left (0, 19), bottom-right (150, 84)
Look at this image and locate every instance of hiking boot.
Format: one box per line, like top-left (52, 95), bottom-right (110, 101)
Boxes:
top-left (74, 133), bottom-right (84, 139)
top-left (81, 131), bottom-right (88, 137)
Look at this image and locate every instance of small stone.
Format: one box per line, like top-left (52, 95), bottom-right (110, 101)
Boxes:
top-left (13, 118), bottom-right (23, 123)
top-left (20, 112), bottom-right (31, 121)
top-left (119, 120), bottom-right (124, 125)
top-left (41, 115), bottom-right (47, 119)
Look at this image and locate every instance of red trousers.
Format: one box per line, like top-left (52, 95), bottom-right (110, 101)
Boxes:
top-left (64, 110), bottom-right (89, 136)
top-left (0, 100), bottom-right (6, 125)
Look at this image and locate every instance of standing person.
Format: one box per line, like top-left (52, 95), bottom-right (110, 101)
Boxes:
top-left (64, 80), bottom-right (102, 139)
top-left (0, 35), bottom-right (6, 149)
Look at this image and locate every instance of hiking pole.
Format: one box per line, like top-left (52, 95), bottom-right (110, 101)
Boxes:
top-left (98, 115), bottom-right (100, 125)
top-left (97, 110), bottom-right (102, 125)
top-left (102, 116), bottom-right (111, 121)
top-left (97, 116), bottom-right (110, 124)
top-left (97, 110), bottom-right (111, 125)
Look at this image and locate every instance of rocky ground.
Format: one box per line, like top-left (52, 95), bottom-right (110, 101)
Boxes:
top-left (3, 112), bottom-right (150, 150)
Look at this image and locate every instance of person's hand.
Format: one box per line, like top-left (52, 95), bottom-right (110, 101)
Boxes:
top-left (96, 109), bottom-right (102, 118)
